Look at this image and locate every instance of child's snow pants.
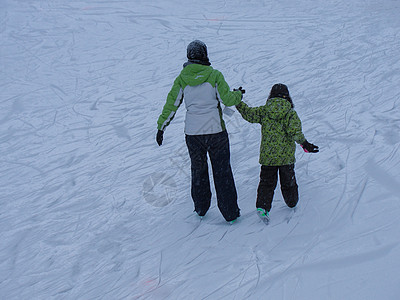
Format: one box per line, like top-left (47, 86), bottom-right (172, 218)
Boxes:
top-left (185, 130), bottom-right (240, 222)
top-left (256, 164), bottom-right (298, 212)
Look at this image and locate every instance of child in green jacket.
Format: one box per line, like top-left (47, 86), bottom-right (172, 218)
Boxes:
top-left (236, 83), bottom-right (318, 220)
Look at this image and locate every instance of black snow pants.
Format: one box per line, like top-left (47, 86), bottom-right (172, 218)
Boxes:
top-left (256, 164), bottom-right (299, 212)
top-left (185, 130), bottom-right (240, 222)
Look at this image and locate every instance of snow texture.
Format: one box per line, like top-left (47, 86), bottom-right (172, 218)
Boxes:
top-left (1, 0), bottom-right (400, 299)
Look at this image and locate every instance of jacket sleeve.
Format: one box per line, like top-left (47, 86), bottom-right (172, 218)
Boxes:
top-left (157, 76), bottom-right (184, 131)
top-left (215, 71), bottom-right (242, 106)
top-left (235, 101), bottom-right (263, 124)
top-left (286, 110), bottom-right (306, 144)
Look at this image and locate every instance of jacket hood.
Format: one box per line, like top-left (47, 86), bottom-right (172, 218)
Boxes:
top-left (180, 64), bottom-right (213, 86)
top-left (265, 97), bottom-right (292, 120)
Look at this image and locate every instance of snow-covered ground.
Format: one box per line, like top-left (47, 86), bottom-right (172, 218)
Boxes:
top-left (1, 0), bottom-right (400, 299)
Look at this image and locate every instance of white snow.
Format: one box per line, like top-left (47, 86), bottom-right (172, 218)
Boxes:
top-left (1, 0), bottom-right (400, 299)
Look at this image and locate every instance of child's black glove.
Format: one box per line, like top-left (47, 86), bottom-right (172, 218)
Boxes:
top-left (233, 86), bottom-right (246, 94)
top-left (156, 129), bottom-right (164, 146)
top-left (301, 140), bottom-right (319, 153)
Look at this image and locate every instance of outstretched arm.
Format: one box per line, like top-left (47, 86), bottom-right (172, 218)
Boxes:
top-left (286, 110), bottom-right (306, 144)
top-left (235, 101), bottom-right (263, 124)
top-left (215, 71), bottom-right (243, 106)
top-left (286, 110), bottom-right (318, 152)
top-left (157, 76), bottom-right (184, 131)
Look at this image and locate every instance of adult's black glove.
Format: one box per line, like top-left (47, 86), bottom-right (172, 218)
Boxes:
top-left (156, 130), bottom-right (164, 146)
top-left (233, 86), bottom-right (246, 95)
top-left (301, 140), bottom-right (319, 153)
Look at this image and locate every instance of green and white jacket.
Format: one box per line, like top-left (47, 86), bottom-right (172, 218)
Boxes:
top-left (236, 98), bottom-right (307, 166)
top-left (157, 64), bottom-right (242, 135)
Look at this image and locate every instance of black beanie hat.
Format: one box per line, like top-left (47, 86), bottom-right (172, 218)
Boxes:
top-left (269, 83), bottom-right (294, 107)
top-left (186, 40), bottom-right (211, 66)
top-left (269, 83), bottom-right (289, 98)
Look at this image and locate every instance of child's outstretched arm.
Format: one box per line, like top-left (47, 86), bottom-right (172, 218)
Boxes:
top-left (286, 110), bottom-right (306, 144)
top-left (286, 110), bottom-right (319, 153)
top-left (235, 101), bottom-right (263, 124)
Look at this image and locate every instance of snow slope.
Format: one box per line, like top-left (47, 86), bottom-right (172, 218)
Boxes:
top-left (1, 0), bottom-right (400, 299)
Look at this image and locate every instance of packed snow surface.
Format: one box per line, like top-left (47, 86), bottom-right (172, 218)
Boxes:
top-left (1, 0), bottom-right (400, 299)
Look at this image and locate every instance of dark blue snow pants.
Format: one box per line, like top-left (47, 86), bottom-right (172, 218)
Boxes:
top-left (185, 130), bottom-right (240, 222)
top-left (256, 164), bottom-right (299, 212)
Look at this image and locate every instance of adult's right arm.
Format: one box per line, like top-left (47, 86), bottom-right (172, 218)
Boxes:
top-left (157, 76), bottom-right (184, 131)
top-left (214, 71), bottom-right (242, 106)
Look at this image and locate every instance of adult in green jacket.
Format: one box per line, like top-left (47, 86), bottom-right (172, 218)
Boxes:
top-left (156, 40), bottom-right (243, 223)
top-left (236, 83), bottom-right (318, 218)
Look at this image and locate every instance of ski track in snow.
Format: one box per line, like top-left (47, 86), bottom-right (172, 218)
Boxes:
top-left (1, 0), bottom-right (400, 299)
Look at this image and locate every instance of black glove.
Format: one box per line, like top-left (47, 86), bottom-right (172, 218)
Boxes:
top-left (233, 86), bottom-right (246, 95)
top-left (156, 130), bottom-right (164, 146)
top-left (301, 140), bottom-right (319, 153)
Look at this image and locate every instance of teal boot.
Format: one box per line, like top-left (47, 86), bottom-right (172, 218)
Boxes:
top-left (257, 208), bottom-right (270, 223)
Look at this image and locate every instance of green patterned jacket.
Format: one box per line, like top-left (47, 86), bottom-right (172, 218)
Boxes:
top-left (236, 98), bottom-right (306, 166)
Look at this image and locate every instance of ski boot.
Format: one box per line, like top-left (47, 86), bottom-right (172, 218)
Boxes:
top-left (257, 208), bottom-right (270, 224)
